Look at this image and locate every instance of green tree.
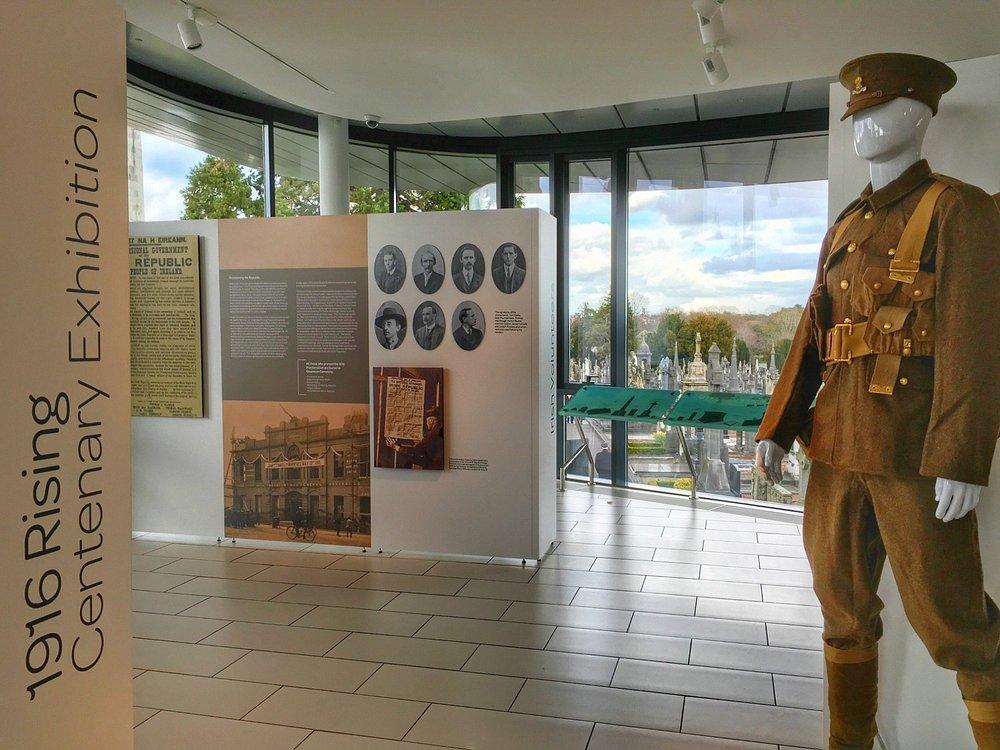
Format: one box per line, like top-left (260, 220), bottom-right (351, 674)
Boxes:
top-left (276, 176), bottom-right (319, 216)
top-left (181, 156), bottom-right (262, 219)
top-left (396, 189), bottom-right (468, 212)
top-left (653, 309), bottom-right (685, 360)
top-left (676, 311), bottom-right (735, 360)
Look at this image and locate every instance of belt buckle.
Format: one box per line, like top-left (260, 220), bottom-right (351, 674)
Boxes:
top-left (829, 322), bottom-right (854, 363)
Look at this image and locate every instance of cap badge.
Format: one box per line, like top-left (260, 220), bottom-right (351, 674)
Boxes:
top-left (852, 75), bottom-right (867, 95)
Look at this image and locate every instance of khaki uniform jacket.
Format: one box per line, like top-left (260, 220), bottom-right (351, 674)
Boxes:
top-left (756, 160), bottom-right (1000, 486)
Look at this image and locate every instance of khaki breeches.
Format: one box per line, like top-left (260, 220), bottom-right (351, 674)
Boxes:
top-left (803, 461), bottom-right (1000, 703)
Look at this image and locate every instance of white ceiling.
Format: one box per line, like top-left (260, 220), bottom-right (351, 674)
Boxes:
top-left (121, 0), bottom-right (1000, 123)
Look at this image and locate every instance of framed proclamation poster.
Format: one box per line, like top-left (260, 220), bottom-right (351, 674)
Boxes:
top-left (373, 367), bottom-right (445, 470)
top-left (129, 234), bottom-right (204, 417)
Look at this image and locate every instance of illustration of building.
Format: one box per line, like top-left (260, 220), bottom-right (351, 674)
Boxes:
top-left (227, 411), bottom-right (371, 530)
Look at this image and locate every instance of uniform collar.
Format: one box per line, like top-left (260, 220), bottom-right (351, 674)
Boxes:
top-left (860, 159), bottom-right (932, 211)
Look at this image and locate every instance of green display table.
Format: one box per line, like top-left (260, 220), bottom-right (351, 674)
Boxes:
top-left (559, 385), bottom-right (770, 498)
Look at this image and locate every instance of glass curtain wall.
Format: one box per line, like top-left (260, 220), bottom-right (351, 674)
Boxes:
top-left (625, 136), bottom-right (829, 507)
top-left (514, 161), bottom-right (551, 213)
top-left (396, 150), bottom-right (497, 211)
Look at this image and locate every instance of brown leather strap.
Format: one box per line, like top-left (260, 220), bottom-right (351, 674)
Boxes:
top-left (824, 321), bottom-right (872, 363)
top-left (966, 699), bottom-right (1000, 724)
top-left (890, 180), bottom-right (948, 283)
top-left (869, 353), bottom-right (903, 395)
top-left (825, 209), bottom-right (863, 269)
top-left (825, 643), bottom-right (877, 664)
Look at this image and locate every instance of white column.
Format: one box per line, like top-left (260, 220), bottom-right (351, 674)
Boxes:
top-left (318, 114), bottom-right (349, 215)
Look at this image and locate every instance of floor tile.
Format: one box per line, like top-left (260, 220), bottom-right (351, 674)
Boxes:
top-left (328, 555), bottom-right (438, 574)
top-left (501, 601), bottom-right (632, 631)
top-left (759, 556), bottom-right (812, 571)
top-left (427, 561), bottom-right (537, 582)
top-left (351, 572), bottom-right (467, 596)
top-left (572, 588), bottom-right (696, 616)
top-left (531, 568), bottom-right (644, 592)
top-left (133, 710), bottom-right (310, 750)
top-left (538, 555), bottom-right (597, 570)
top-left (217, 650), bottom-right (378, 692)
top-left (699, 565), bottom-right (812, 588)
top-left (133, 706), bottom-right (158, 727)
top-left (151, 543), bottom-right (254, 562)
top-left (628, 611), bottom-right (767, 645)
top-left (359, 664), bottom-right (523, 710)
top-left (132, 638), bottom-right (248, 676)
top-left (696, 598), bottom-right (824, 627)
top-left (457, 579), bottom-right (577, 605)
top-left (762, 585), bottom-right (820, 606)
top-left (236, 549), bottom-right (341, 568)
top-left (766, 623), bottom-right (824, 651)
top-left (181, 596), bottom-right (315, 625)
top-left (605, 533), bottom-right (705, 551)
top-left (132, 589), bottom-right (207, 615)
top-left (612, 658), bottom-right (774, 704)
top-left (575, 521), bottom-right (663, 535)
top-left (131, 611), bottom-right (228, 643)
top-left (555, 542), bottom-right (654, 560)
top-left (774, 674), bottom-right (824, 709)
top-left (415, 616), bottom-right (554, 649)
top-left (328, 632), bottom-right (476, 669)
top-left (642, 575), bottom-right (762, 601)
top-left (651, 548), bottom-right (760, 568)
top-left (133, 539), bottom-right (171, 555)
top-left (168, 576), bottom-right (294, 601)
top-left (132, 571), bottom-right (196, 592)
top-left (250, 565), bottom-right (366, 588)
top-left (245, 686), bottom-right (427, 739)
top-left (383, 593), bottom-right (511, 620)
top-left (682, 697), bottom-right (823, 748)
top-left (405, 704), bottom-right (592, 750)
top-left (555, 531), bottom-right (612, 545)
top-left (757, 532), bottom-right (806, 545)
top-left (201, 621), bottom-right (349, 655)
top-left (462, 644), bottom-right (616, 686)
top-left (272, 584), bottom-right (398, 610)
top-left (296, 733), bottom-right (459, 750)
top-left (546, 627), bottom-right (689, 663)
top-left (589, 557), bottom-right (700, 579)
top-left (131, 555), bottom-right (178, 572)
top-left (155, 558), bottom-right (270, 580)
top-left (296, 606), bottom-right (429, 636)
top-left (132, 671), bottom-right (278, 719)
top-left (691, 640), bottom-right (823, 678)
top-left (511, 679), bottom-right (682, 732)
top-left (707, 520), bottom-right (798, 534)
top-left (588, 723), bottom-right (778, 749)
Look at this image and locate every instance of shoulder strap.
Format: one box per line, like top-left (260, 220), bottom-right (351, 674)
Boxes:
top-left (889, 180), bottom-right (949, 284)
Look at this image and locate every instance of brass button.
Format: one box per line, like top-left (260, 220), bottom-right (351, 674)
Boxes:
top-left (913, 289), bottom-right (922, 297)
top-left (903, 347), bottom-right (912, 356)
top-left (843, 318), bottom-right (853, 324)
top-left (864, 210), bottom-right (874, 219)
top-left (887, 248), bottom-right (896, 256)
top-left (883, 322), bottom-right (892, 330)
top-left (847, 241), bottom-right (858, 253)
top-left (873, 282), bottom-right (882, 290)
top-left (899, 377), bottom-right (909, 386)
top-left (920, 329), bottom-right (928, 337)
top-left (840, 280), bottom-right (850, 290)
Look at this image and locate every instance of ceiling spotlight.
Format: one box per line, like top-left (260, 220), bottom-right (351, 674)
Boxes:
top-left (702, 47), bottom-right (729, 85)
top-left (692, 0), bottom-right (726, 46)
top-left (178, 7), bottom-right (203, 50)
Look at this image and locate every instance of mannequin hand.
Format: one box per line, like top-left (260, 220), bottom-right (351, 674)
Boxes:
top-left (754, 440), bottom-right (786, 486)
top-left (934, 478), bottom-right (984, 522)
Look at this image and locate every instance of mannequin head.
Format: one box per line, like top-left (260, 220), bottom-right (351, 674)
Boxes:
top-left (853, 96), bottom-right (932, 163)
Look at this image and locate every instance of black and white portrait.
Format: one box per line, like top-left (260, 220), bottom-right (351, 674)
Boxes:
top-left (374, 301), bottom-right (407, 350)
top-left (491, 242), bottom-right (527, 294)
top-left (451, 243), bottom-right (484, 294)
top-left (451, 301), bottom-right (485, 351)
top-left (413, 244), bottom-right (445, 294)
top-left (413, 301), bottom-right (445, 351)
top-left (374, 245), bottom-right (406, 294)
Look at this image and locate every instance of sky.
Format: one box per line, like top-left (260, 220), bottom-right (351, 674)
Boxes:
top-left (137, 131), bottom-right (206, 221)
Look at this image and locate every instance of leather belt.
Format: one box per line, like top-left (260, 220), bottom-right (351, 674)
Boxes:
top-left (823, 321), bottom-right (872, 364)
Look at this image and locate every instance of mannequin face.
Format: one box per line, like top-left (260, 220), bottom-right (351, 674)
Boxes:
top-left (853, 97), bottom-right (932, 162)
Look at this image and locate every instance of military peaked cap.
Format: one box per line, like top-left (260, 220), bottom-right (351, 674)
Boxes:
top-left (839, 53), bottom-right (956, 121)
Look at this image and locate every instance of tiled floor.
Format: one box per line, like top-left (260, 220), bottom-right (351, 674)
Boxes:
top-left (132, 486), bottom-right (823, 749)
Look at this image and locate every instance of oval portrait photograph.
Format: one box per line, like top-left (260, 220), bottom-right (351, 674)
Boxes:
top-left (491, 242), bottom-right (527, 294)
top-left (451, 301), bottom-right (485, 352)
top-left (413, 301), bottom-right (446, 351)
top-left (374, 244), bottom-right (406, 294)
top-left (451, 243), bottom-right (485, 294)
top-left (374, 301), bottom-right (407, 350)
top-left (413, 244), bottom-right (445, 294)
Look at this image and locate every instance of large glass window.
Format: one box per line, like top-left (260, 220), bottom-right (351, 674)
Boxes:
top-left (396, 150), bottom-right (496, 211)
top-left (274, 125), bottom-right (319, 216)
top-left (514, 161), bottom-right (551, 213)
top-left (625, 136), bottom-right (829, 507)
top-left (127, 85), bottom-right (264, 221)
top-left (349, 143), bottom-right (391, 214)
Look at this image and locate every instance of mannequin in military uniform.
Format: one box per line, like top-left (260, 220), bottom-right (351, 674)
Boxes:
top-left (755, 54), bottom-right (1000, 749)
